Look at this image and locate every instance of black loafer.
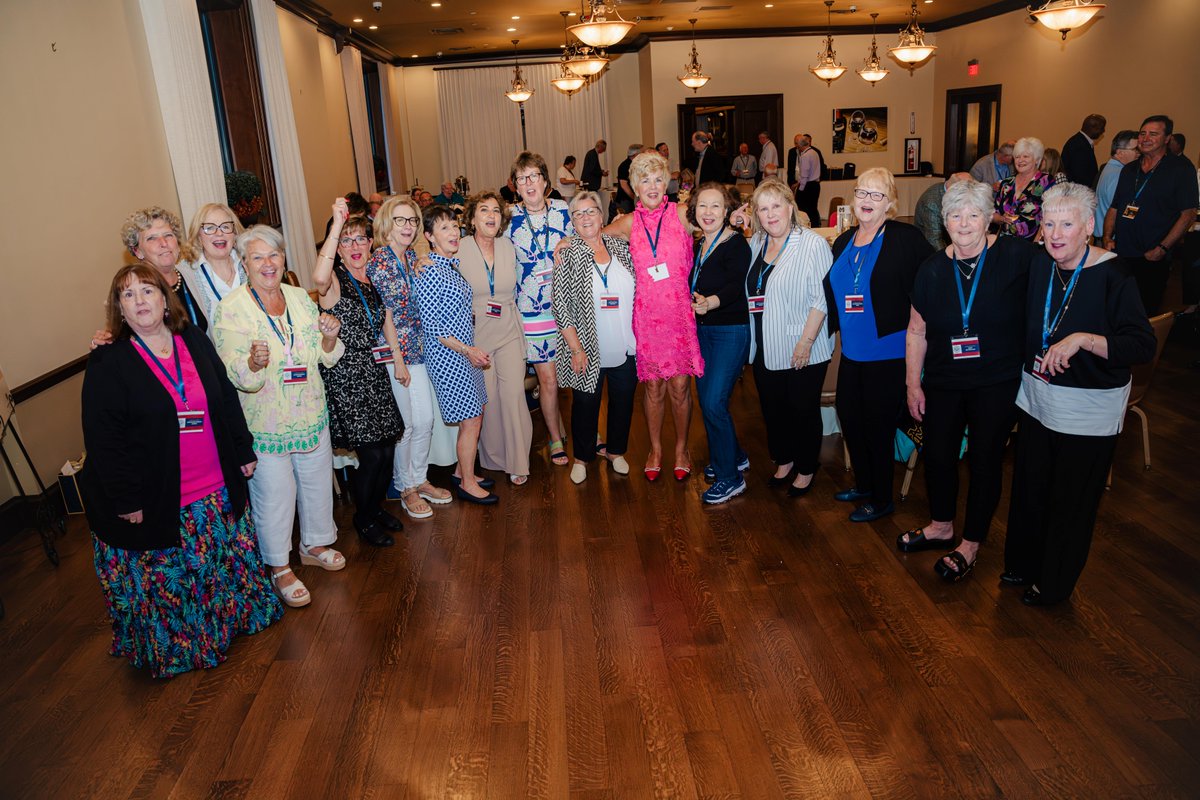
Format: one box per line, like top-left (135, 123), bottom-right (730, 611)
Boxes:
top-left (849, 501), bottom-right (894, 523)
top-left (451, 475), bottom-right (496, 490)
top-left (999, 571), bottom-right (1032, 587)
top-left (356, 521), bottom-right (395, 547)
top-left (375, 509), bottom-right (405, 531)
top-left (456, 486), bottom-right (499, 505)
top-left (834, 487), bottom-right (870, 502)
top-left (897, 528), bottom-right (956, 553)
top-left (1021, 587), bottom-right (1062, 607)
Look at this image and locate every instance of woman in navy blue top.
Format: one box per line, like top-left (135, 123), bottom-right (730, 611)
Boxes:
top-left (824, 168), bottom-right (934, 522)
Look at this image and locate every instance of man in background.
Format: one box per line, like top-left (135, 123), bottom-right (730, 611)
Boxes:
top-left (914, 172), bottom-right (971, 250)
top-left (731, 142), bottom-right (757, 184)
top-left (1094, 129), bottom-right (1140, 239)
top-left (1060, 113), bottom-right (1107, 186)
top-left (758, 130), bottom-right (779, 183)
top-left (787, 133), bottom-right (822, 226)
top-left (969, 140), bottom-right (1015, 189)
top-left (581, 139), bottom-right (608, 191)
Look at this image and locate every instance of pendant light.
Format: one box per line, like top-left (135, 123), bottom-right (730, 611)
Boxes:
top-left (678, 18), bottom-right (711, 93)
top-left (857, 12), bottom-right (889, 85)
top-left (1029, 0), bottom-right (1105, 40)
top-left (504, 40), bottom-right (533, 104)
top-left (552, 12), bottom-right (587, 96)
top-left (809, 1), bottom-right (846, 86)
top-left (890, 0), bottom-right (936, 70)
top-left (565, 47), bottom-right (609, 77)
top-left (569, 0), bottom-right (635, 49)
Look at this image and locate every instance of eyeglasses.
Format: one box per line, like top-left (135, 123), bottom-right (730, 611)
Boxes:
top-left (571, 208), bottom-right (601, 219)
top-left (392, 215), bottom-right (419, 227)
top-left (339, 235), bottom-right (371, 247)
top-left (514, 173), bottom-right (542, 185)
top-left (200, 222), bottom-right (236, 235)
top-left (854, 189), bottom-right (886, 202)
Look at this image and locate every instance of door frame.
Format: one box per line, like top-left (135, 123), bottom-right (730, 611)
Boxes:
top-left (943, 84), bottom-right (1002, 175)
top-left (677, 94), bottom-right (784, 164)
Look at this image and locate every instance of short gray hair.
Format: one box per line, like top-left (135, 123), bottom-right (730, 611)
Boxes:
top-left (1110, 129), bottom-right (1138, 156)
top-left (1041, 182), bottom-right (1097, 221)
top-left (627, 143), bottom-right (644, 158)
top-left (568, 191), bottom-right (603, 215)
top-left (1013, 137), bottom-right (1045, 163)
top-left (942, 179), bottom-right (994, 223)
top-left (235, 225), bottom-right (286, 261)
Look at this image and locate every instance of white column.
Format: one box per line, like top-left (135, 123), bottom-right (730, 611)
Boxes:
top-left (340, 47), bottom-right (377, 195)
top-left (248, 0), bottom-right (316, 287)
top-left (378, 64), bottom-right (409, 194)
top-left (137, 0), bottom-right (225, 224)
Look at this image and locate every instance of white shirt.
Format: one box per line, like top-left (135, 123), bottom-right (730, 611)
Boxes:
top-left (557, 166), bottom-right (577, 199)
top-left (590, 259), bottom-right (636, 368)
top-left (759, 140), bottom-right (779, 179)
top-left (188, 254), bottom-right (247, 321)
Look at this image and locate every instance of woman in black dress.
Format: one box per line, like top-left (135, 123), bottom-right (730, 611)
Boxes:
top-left (313, 199), bottom-right (406, 546)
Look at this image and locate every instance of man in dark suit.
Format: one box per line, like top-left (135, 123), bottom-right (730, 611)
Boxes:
top-left (689, 131), bottom-right (728, 185)
top-left (1061, 114), bottom-right (1106, 186)
top-left (580, 139), bottom-right (608, 192)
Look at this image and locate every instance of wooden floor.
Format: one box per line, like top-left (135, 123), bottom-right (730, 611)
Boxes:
top-left (2, 335), bottom-right (1199, 799)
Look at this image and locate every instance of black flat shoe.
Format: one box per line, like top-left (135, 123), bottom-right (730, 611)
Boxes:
top-left (999, 571), bottom-right (1032, 587)
top-left (356, 521), bottom-right (395, 547)
top-left (834, 487), bottom-right (870, 502)
top-left (1021, 587), bottom-right (1063, 607)
top-left (451, 475), bottom-right (496, 490)
top-left (375, 509), bottom-right (405, 531)
top-left (767, 465), bottom-right (795, 488)
top-left (897, 528), bottom-right (956, 553)
top-left (787, 475), bottom-right (816, 497)
top-left (455, 486), bottom-right (499, 505)
top-left (849, 501), bottom-right (894, 523)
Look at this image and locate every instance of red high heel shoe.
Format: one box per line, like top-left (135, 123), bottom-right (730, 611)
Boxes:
top-left (673, 464), bottom-right (692, 481)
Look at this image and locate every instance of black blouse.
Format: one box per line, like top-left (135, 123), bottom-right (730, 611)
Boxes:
top-left (690, 231), bottom-right (751, 326)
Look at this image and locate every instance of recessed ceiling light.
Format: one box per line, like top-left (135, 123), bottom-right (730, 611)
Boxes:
top-left (506, 27), bottom-right (516, 32)
top-left (764, 3), bottom-right (773, 6)
top-left (353, 17), bottom-right (363, 22)
top-left (567, 11), bottom-right (576, 16)
top-left (368, 24), bottom-right (378, 29)
top-left (411, 54), bottom-right (419, 58)
top-left (511, 15), bottom-right (520, 20)
top-left (431, 2), bottom-right (441, 6)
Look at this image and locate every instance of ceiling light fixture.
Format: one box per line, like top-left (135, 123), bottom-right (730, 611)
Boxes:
top-left (1029, 0), bottom-right (1105, 40)
top-left (569, 0), bottom-right (636, 49)
top-left (857, 12), bottom-right (889, 85)
top-left (368, 24), bottom-right (378, 30)
top-left (504, 39), bottom-right (534, 104)
top-left (809, 1), bottom-right (846, 86)
top-left (890, 0), bottom-right (937, 69)
top-left (552, 11), bottom-right (589, 96)
top-left (353, 17), bottom-right (363, 23)
top-left (677, 18), bottom-right (711, 93)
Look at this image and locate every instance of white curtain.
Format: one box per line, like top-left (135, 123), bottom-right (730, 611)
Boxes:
top-left (340, 47), bottom-right (377, 195)
top-left (436, 62), bottom-right (607, 194)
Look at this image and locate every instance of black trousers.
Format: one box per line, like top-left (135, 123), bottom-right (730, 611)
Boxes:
top-left (570, 355), bottom-right (637, 463)
top-left (752, 351), bottom-right (829, 474)
top-left (922, 379), bottom-right (1019, 542)
top-left (1126, 255), bottom-right (1170, 316)
top-left (836, 356), bottom-right (905, 506)
top-left (351, 440), bottom-right (396, 527)
top-left (1004, 409), bottom-right (1118, 603)
top-left (795, 181), bottom-right (822, 227)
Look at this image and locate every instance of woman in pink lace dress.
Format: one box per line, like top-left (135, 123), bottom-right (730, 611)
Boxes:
top-left (605, 152), bottom-right (705, 480)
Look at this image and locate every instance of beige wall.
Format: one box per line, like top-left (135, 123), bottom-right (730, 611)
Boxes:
top-left (275, 7), bottom-right (357, 242)
top-left (933, 1), bottom-right (1200, 171)
top-left (605, 52), bottom-right (643, 173)
top-left (0, 0), bottom-right (175, 498)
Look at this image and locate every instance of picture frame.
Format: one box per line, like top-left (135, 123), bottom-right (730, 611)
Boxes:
top-left (904, 137), bottom-right (921, 174)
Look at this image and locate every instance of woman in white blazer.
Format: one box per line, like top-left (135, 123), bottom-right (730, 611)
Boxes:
top-left (745, 179), bottom-right (834, 497)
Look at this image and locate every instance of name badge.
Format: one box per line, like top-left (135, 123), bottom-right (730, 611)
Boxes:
top-left (534, 265), bottom-right (554, 286)
top-left (283, 364), bottom-right (308, 384)
top-left (950, 335), bottom-right (981, 360)
top-left (486, 300), bottom-right (502, 318)
top-left (1121, 204), bottom-right (1139, 220)
top-left (178, 409), bottom-right (205, 434)
top-left (844, 294), bottom-right (865, 313)
top-left (371, 345), bottom-right (395, 365)
top-left (748, 295), bottom-right (766, 314)
top-left (1031, 355), bottom-right (1052, 384)
top-left (600, 294), bottom-right (620, 310)
top-left (648, 262), bottom-right (670, 282)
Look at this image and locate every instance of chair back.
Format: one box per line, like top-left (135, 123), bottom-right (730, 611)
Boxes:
top-left (1128, 312), bottom-right (1174, 407)
top-left (821, 337), bottom-right (841, 404)
top-left (827, 196), bottom-right (845, 226)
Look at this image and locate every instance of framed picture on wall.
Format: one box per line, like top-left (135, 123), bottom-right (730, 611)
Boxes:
top-left (832, 107), bottom-right (887, 153)
top-left (904, 138), bottom-right (921, 174)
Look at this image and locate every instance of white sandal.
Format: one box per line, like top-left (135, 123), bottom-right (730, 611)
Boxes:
top-left (400, 490), bottom-right (434, 519)
top-left (271, 567), bottom-right (311, 608)
top-left (299, 544), bottom-right (346, 571)
top-left (416, 482), bottom-right (453, 505)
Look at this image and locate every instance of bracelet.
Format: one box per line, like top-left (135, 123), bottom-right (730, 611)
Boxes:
top-left (1157, 243), bottom-right (1170, 253)
top-left (318, 253), bottom-right (334, 261)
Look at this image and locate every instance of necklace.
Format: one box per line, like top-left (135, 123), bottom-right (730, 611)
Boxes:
top-left (171, 269), bottom-right (182, 290)
top-left (955, 253), bottom-right (981, 279)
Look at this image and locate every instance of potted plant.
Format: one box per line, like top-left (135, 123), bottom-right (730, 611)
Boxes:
top-left (225, 170), bottom-right (264, 226)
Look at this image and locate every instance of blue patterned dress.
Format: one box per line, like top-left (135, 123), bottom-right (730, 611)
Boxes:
top-left (506, 199), bottom-right (573, 363)
top-left (412, 253), bottom-right (487, 422)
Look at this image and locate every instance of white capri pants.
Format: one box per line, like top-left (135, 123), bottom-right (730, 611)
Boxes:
top-left (389, 363), bottom-right (437, 490)
top-left (248, 425), bottom-right (338, 566)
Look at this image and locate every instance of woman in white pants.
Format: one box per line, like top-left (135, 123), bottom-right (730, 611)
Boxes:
top-left (366, 196), bottom-right (453, 518)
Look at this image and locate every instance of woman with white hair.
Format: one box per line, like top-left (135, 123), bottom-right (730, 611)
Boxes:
top-left (993, 137), bottom-right (1055, 240)
top-left (899, 179), bottom-right (1037, 582)
top-left (1003, 182), bottom-right (1154, 606)
top-left (212, 225), bottom-right (347, 607)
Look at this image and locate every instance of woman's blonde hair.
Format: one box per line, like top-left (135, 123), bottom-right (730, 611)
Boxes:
top-left (854, 167), bottom-right (899, 219)
top-left (186, 203), bottom-right (244, 261)
top-left (748, 178), bottom-right (805, 234)
top-left (628, 152), bottom-right (670, 190)
top-left (374, 195), bottom-right (422, 249)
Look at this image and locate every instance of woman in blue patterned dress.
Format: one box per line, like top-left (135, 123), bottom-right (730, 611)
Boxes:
top-left (413, 205), bottom-right (497, 504)
top-left (506, 151), bottom-right (574, 467)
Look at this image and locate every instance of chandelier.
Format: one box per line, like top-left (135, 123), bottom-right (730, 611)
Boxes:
top-left (889, 0), bottom-right (936, 69)
top-left (1029, 0), bottom-right (1105, 40)
top-left (857, 12), bottom-right (889, 85)
top-left (809, 1), bottom-right (846, 86)
top-left (677, 19), bottom-right (710, 92)
top-left (504, 40), bottom-right (533, 104)
top-left (569, 0), bottom-right (636, 49)
top-left (552, 13), bottom-right (588, 96)
top-left (566, 48), bottom-right (609, 77)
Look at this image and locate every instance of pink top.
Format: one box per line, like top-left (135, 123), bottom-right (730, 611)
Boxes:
top-left (628, 201), bottom-right (705, 381)
top-left (134, 336), bottom-right (225, 507)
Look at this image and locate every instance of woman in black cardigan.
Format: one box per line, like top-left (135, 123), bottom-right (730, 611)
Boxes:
top-left (824, 168), bottom-right (935, 522)
top-left (81, 263), bottom-right (282, 678)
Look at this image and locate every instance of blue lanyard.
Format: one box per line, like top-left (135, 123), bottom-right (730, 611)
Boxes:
top-left (198, 264), bottom-right (224, 302)
top-left (343, 267), bottom-right (377, 330)
top-left (691, 229), bottom-right (725, 293)
top-left (250, 287), bottom-right (295, 356)
top-left (850, 226), bottom-right (884, 293)
top-left (750, 230), bottom-right (791, 295)
top-left (392, 246), bottom-right (413, 284)
top-left (478, 244), bottom-right (496, 297)
top-left (1041, 251), bottom-right (1087, 352)
top-left (133, 333), bottom-right (187, 408)
top-left (593, 261), bottom-right (611, 291)
top-left (523, 209), bottom-right (552, 257)
top-left (639, 206), bottom-right (667, 260)
top-left (176, 277), bottom-right (199, 325)
top-left (952, 242), bottom-right (988, 335)
top-left (1131, 163), bottom-right (1158, 204)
